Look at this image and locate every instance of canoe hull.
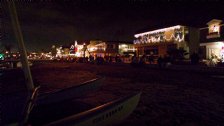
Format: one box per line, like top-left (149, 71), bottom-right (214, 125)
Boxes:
top-left (46, 92), bottom-right (141, 126)
top-left (36, 77), bottom-right (104, 105)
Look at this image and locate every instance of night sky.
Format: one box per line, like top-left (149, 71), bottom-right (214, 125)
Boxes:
top-left (1, 0), bottom-right (224, 52)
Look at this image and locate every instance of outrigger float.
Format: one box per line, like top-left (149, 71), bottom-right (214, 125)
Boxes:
top-left (4, 1), bottom-right (141, 126)
top-left (36, 77), bottom-right (105, 106)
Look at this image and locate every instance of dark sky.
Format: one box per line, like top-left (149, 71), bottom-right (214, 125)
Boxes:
top-left (1, 0), bottom-right (224, 52)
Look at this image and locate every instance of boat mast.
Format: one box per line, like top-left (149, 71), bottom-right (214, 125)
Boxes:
top-left (7, 1), bottom-right (34, 91)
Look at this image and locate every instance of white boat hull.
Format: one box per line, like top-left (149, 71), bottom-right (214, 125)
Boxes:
top-left (36, 77), bottom-right (105, 105)
top-left (45, 92), bottom-right (141, 126)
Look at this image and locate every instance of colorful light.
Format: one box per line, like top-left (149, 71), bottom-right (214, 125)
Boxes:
top-left (0, 54), bottom-right (4, 60)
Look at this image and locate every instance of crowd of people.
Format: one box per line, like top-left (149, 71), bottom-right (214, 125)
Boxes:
top-left (57, 54), bottom-right (128, 65)
top-left (55, 52), bottom-right (224, 68)
top-left (130, 54), bottom-right (173, 68)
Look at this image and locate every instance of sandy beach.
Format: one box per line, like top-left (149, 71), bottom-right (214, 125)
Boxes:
top-left (2, 62), bottom-right (224, 126)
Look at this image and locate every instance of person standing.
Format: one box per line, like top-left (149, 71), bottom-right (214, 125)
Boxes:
top-left (157, 55), bottom-right (163, 68)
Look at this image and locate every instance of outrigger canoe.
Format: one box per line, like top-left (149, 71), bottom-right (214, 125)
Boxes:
top-left (2, 77), bottom-right (104, 125)
top-left (36, 77), bottom-right (105, 105)
top-left (29, 92), bottom-right (141, 126)
top-left (6, 1), bottom-right (141, 125)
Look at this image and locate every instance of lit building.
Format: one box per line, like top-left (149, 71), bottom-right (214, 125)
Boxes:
top-left (54, 40), bottom-right (136, 59)
top-left (27, 52), bottom-right (39, 59)
top-left (87, 40), bottom-right (108, 57)
top-left (199, 19), bottom-right (224, 62)
top-left (87, 40), bottom-right (136, 57)
top-left (55, 41), bottom-right (86, 58)
top-left (134, 25), bottom-right (199, 58)
top-left (118, 42), bottom-right (136, 56)
top-left (87, 40), bottom-right (118, 57)
top-left (56, 45), bottom-right (70, 58)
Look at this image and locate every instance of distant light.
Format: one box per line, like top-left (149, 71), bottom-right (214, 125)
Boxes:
top-left (0, 54), bottom-right (4, 60)
top-left (121, 44), bottom-right (127, 48)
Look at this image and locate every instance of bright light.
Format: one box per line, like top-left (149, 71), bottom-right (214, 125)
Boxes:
top-left (134, 25), bottom-right (182, 38)
top-left (121, 44), bottom-right (127, 48)
top-left (134, 25), bottom-right (185, 44)
top-left (70, 45), bottom-right (75, 50)
top-left (134, 33), bottom-right (185, 44)
top-left (75, 52), bottom-right (81, 57)
top-left (69, 54), bottom-right (76, 56)
top-left (216, 42), bottom-right (224, 47)
top-left (127, 48), bottom-right (137, 51)
top-left (89, 47), bottom-right (97, 51)
top-left (0, 54), bottom-right (4, 60)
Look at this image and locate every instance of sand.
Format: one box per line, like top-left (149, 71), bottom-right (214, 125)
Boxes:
top-left (2, 62), bottom-right (224, 126)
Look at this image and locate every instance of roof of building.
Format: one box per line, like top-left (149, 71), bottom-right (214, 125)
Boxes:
top-left (106, 40), bottom-right (133, 44)
top-left (134, 19), bottom-right (222, 35)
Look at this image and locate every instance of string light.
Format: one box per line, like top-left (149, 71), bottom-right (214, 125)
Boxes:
top-left (134, 25), bottom-right (182, 38)
top-left (134, 25), bottom-right (185, 44)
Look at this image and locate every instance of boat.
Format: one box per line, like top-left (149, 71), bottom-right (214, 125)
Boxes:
top-left (5, 1), bottom-right (141, 126)
top-left (36, 77), bottom-right (105, 105)
top-left (1, 77), bottom-right (104, 125)
top-left (30, 92), bottom-right (141, 126)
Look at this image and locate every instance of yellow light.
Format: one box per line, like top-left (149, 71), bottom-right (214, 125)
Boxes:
top-left (121, 44), bottom-right (127, 47)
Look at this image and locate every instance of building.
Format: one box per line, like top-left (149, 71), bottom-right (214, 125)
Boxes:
top-left (199, 19), bottom-right (224, 62)
top-left (134, 25), bottom-right (199, 59)
top-left (118, 41), bottom-right (136, 56)
top-left (87, 40), bottom-right (136, 57)
top-left (56, 41), bottom-right (86, 58)
top-left (53, 40), bottom-right (136, 61)
top-left (88, 40), bottom-right (118, 57)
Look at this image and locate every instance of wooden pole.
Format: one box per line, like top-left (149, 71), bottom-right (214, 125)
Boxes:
top-left (7, 1), bottom-right (34, 91)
